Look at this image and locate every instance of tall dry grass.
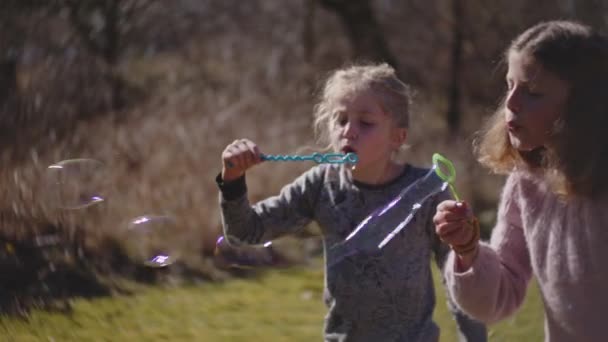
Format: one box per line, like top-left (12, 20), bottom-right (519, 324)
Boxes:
top-left (0, 0), bottom-right (514, 314)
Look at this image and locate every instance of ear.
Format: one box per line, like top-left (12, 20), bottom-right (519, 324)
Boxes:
top-left (391, 127), bottom-right (408, 148)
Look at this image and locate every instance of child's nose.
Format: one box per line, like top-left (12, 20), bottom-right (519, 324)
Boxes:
top-left (343, 122), bottom-right (358, 139)
top-left (506, 88), bottom-right (522, 114)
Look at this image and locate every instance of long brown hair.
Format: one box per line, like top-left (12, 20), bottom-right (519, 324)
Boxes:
top-left (476, 20), bottom-right (608, 198)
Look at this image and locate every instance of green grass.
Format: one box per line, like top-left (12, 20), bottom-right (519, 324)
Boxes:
top-left (433, 268), bottom-right (545, 341)
top-left (0, 263), bottom-right (543, 341)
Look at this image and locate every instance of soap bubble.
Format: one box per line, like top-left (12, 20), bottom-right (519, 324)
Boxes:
top-left (124, 215), bottom-right (180, 268)
top-left (46, 158), bottom-right (107, 210)
top-left (327, 153), bottom-right (458, 268)
top-left (214, 235), bottom-right (274, 269)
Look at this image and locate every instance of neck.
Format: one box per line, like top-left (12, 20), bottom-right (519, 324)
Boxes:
top-left (351, 160), bottom-right (405, 186)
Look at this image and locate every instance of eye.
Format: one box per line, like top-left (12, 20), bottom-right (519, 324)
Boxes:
top-left (360, 120), bottom-right (374, 127)
top-left (525, 88), bottom-right (543, 98)
top-left (333, 112), bottom-right (347, 127)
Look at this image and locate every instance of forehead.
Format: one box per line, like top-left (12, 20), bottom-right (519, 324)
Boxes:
top-left (331, 88), bottom-right (386, 115)
top-left (507, 52), bottom-right (567, 87)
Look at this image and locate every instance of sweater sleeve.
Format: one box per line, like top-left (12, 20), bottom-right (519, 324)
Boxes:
top-left (428, 189), bottom-right (489, 341)
top-left (444, 173), bottom-right (533, 324)
top-left (217, 166), bottom-right (324, 245)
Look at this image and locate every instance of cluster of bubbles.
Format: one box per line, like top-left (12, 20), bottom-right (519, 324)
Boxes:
top-left (47, 158), bottom-right (180, 268)
top-left (45, 157), bottom-right (285, 270)
top-left (47, 152), bottom-right (455, 270)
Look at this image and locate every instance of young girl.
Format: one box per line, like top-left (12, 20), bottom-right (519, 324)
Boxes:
top-left (434, 21), bottom-right (608, 342)
top-left (217, 63), bottom-right (486, 341)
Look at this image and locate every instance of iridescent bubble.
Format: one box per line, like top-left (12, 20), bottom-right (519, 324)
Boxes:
top-left (328, 153), bottom-right (459, 268)
top-left (125, 215), bottom-right (180, 268)
top-left (213, 235), bottom-right (274, 269)
top-left (46, 158), bottom-right (107, 210)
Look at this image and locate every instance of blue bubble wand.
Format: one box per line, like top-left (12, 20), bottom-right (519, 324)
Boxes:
top-left (227, 152), bottom-right (358, 168)
top-left (260, 152), bottom-right (358, 164)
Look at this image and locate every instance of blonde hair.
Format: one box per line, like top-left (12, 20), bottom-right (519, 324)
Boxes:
top-left (312, 63), bottom-right (412, 151)
top-left (476, 20), bottom-right (608, 198)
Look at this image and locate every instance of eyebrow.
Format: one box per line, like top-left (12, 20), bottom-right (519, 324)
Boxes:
top-left (505, 75), bottom-right (541, 88)
top-left (333, 109), bottom-right (374, 116)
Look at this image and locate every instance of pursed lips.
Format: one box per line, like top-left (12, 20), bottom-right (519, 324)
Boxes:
top-left (341, 145), bottom-right (356, 154)
top-left (507, 121), bottom-right (522, 132)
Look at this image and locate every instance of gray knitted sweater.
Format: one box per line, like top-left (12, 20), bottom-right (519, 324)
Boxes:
top-left (217, 164), bottom-right (486, 342)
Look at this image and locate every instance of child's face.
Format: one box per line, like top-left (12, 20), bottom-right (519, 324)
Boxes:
top-left (504, 52), bottom-right (570, 151)
top-left (329, 89), bottom-right (406, 174)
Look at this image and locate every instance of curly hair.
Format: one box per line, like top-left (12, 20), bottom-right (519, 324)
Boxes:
top-left (312, 63), bottom-right (412, 151)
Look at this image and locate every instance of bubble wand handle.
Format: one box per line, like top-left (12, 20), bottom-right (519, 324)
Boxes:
top-left (260, 152), bottom-right (358, 164)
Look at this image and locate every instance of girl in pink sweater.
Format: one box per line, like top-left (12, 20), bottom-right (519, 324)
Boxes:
top-left (434, 20), bottom-right (608, 342)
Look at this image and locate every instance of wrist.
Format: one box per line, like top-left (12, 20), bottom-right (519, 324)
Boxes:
top-left (456, 242), bottom-right (479, 259)
top-left (452, 216), bottom-right (480, 257)
top-left (455, 244), bottom-right (479, 271)
top-left (216, 172), bottom-right (247, 201)
top-left (222, 168), bottom-right (244, 182)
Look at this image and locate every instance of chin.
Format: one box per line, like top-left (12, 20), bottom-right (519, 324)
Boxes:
top-left (511, 141), bottom-right (541, 152)
top-left (509, 134), bottom-right (535, 152)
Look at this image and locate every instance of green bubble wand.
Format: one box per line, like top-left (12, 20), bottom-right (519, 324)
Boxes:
top-left (431, 153), bottom-right (460, 201)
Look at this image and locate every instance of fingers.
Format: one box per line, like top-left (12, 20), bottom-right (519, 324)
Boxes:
top-left (433, 200), bottom-right (470, 225)
top-left (436, 200), bottom-right (469, 213)
top-left (434, 200), bottom-right (477, 247)
top-left (436, 221), bottom-right (475, 246)
top-left (435, 220), bottom-right (465, 236)
top-left (222, 139), bottom-right (262, 171)
top-left (242, 139), bottom-right (262, 164)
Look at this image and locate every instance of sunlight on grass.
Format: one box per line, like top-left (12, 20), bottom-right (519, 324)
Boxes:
top-left (432, 266), bottom-right (545, 341)
top-left (0, 263), bottom-right (543, 341)
top-left (0, 266), bottom-right (326, 342)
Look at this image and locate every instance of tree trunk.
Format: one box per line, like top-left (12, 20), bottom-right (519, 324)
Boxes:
top-left (0, 58), bottom-right (17, 105)
top-left (104, 0), bottom-right (124, 110)
top-left (302, 0), bottom-right (316, 63)
top-left (446, 0), bottom-right (464, 135)
top-left (319, 0), bottom-right (399, 70)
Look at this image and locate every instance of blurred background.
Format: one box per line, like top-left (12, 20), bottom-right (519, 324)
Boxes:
top-left (0, 0), bottom-right (606, 340)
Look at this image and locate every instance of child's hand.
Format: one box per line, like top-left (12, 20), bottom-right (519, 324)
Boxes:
top-left (221, 139), bottom-right (263, 182)
top-left (433, 200), bottom-right (481, 267)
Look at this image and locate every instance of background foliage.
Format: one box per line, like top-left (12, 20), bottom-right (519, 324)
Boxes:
top-left (0, 0), bottom-right (605, 338)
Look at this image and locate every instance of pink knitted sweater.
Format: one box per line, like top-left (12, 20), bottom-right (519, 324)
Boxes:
top-left (445, 171), bottom-right (608, 342)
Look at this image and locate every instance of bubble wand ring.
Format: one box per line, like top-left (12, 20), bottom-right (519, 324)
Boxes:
top-left (431, 153), bottom-right (460, 201)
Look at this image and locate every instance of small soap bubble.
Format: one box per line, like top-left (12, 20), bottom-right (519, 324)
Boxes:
top-left (46, 158), bottom-right (107, 210)
top-left (213, 235), bottom-right (274, 269)
top-left (125, 215), bottom-right (180, 268)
